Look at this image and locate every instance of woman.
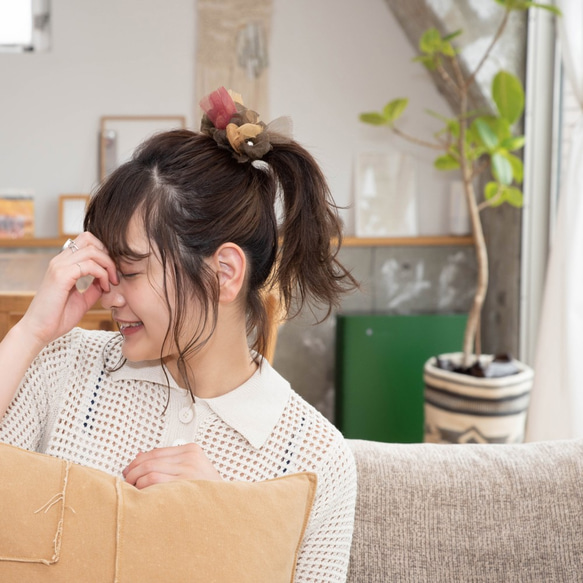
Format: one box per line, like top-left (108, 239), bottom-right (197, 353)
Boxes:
top-left (0, 88), bottom-right (359, 581)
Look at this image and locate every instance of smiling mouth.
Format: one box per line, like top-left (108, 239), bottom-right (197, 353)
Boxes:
top-left (117, 321), bottom-right (143, 333)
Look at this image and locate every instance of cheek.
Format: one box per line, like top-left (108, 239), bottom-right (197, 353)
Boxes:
top-left (174, 301), bottom-right (210, 341)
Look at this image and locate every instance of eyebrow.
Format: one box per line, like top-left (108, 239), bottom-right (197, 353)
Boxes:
top-left (118, 253), bottom-right (149, 265)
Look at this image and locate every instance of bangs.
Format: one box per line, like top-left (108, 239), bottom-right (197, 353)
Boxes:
top-left (85, 161), bottom-right (157, 264)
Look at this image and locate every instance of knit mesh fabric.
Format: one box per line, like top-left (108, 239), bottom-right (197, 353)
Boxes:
top-left (0, 328), bottom-right (356, 582)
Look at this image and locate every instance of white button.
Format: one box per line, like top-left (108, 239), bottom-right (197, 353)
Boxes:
top-left (172, 439), bottom-right (189, 447)
top-left (178, 405), bottom-right (194, 424)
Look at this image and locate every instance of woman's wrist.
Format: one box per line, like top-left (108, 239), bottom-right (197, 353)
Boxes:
top-left (0, 323), bottom-right (46, 420)
top-left (6, 319), bottom-right (48, 363)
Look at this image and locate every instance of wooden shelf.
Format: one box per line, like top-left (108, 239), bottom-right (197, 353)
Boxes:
top-left (0, 235), bottom-right (475, 249)
top-left (0, 237), bottom-right (68, 249)
top-left (342, 236), bottom-right (474, 247)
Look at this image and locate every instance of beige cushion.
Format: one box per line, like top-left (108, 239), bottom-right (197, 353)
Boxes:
top-left (347, 438), bottom-right (583, 583)
top-left (0, 443), bottom-right (316, 582)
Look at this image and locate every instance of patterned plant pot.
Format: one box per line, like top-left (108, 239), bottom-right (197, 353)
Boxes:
top-left (423, 353), bottom-right (534, 444)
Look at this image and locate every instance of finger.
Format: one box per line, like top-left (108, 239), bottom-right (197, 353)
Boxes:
top-left (63, 248), bottom-right (118, 289)
top-left (123, 449), bottom-right (167, 479)
top-left (72, 231), bottom-right (108, 253)
top-left (74, 259), bottom-right (116, 293)
top-left (60, 233), bottom-right (118, 285)
top-left (124, 444), bottom-right (201, 473)
top-left (123, 446), bottom-right (189, 476)
top-left (124, 460), bottom-right (183, 487)
top-left (124, 444), bottom-right (222, 486)
top-left (134, 472), bottom-right (176, 490)
top-left (123, 445), bottom-right (205, 483)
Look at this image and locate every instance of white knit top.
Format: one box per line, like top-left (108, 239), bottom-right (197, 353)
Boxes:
top-left (0, 327), bottom-right (357, 582)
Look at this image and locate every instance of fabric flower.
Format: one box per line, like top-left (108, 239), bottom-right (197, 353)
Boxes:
top-left (199, 86), bottom-right (237, 130)
top-left (199, 86), bottom-right (291, 163)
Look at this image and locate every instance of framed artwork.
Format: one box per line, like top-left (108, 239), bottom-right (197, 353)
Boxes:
top-left (0, 190), bottom-right (34, 239)
top-left (59, 194), bottom-right (90, 237)
top-left (99, 116), bottom-right (187, 181)
top-left (354, 152), bottom-right (418, 237)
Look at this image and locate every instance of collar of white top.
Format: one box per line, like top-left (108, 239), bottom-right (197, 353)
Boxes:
top-left (109, 358), bottom-right (291, 449)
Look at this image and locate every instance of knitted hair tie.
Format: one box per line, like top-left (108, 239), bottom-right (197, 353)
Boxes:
top-left (199, 87), bottom-right (292, 163)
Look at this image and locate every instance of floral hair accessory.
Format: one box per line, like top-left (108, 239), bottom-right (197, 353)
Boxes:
top-left (199, 87), bottom-right (292, 163)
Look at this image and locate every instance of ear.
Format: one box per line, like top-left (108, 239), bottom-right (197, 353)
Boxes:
top-left (212, 243), bottom-right (247, 304)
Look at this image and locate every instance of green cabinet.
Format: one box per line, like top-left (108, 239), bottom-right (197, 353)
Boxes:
top-left (335, 313), bottom-right (467, 443)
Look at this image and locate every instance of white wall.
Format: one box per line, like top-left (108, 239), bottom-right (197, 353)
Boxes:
top-left (270, 0), bottom-right (454, 235)
top-left (0, 0), bottom-right (453, 237)
top-left (0, 0), bottom-right (195, 237)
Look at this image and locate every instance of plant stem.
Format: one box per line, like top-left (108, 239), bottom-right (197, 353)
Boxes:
top-left (466, 8), bottom-right (510, 91)
top-left (452, 52), bottom-right (489, 365)
top-left (390, 126), bottom-right (446, 151)
top-left (478, 197), bottom-right (498, 211)
top-left (462, 178), bottom-right (489, 365)
top-left (435, 62), bottom-right (461, 100)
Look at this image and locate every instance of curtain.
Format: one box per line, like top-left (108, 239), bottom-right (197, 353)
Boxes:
top-left (526, 0), bottom-right (583, 440)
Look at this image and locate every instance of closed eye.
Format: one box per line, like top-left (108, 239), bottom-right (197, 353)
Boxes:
top-left (118, 271), bottom-right (141, 279)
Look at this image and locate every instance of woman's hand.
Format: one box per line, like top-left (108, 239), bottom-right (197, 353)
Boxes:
top-left (123, 443), bottom-right (223, 489)
top-left (18, 232), bottom-right (118, 349)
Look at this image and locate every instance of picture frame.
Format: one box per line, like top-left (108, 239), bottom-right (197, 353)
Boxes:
top-left (0, 190), bottom-right (34, 239)
top-left (59, 194), bottom-right (90, 237)
top-left (354, 152), bottom-right (418, 237)
top-left (99, 115), bottom-right (187, 181)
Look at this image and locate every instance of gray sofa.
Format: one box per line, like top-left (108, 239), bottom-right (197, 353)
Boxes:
top-left (346, 439), bottom-right (583, 582)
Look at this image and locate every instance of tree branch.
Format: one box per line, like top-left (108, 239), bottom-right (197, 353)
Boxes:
top-left (435, 61), bottom-right (461, 100)
top-left (391, 125), bottom-right (447, 151)
top-left (465, 8), bottom-right (510, 90)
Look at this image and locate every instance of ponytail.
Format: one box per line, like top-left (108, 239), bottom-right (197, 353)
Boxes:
top-left (264, 142), bottom-right (358, 321)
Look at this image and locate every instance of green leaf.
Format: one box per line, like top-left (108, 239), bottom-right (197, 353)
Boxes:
top-left (495, 0), bottom-right (540, 10)
top-left (419, 28), bottom-right (442, 54)
top-left (501, 152), bottom-right (524, 183)
top-left (492, 71), bottom-right (525, 125)
top-left (484, 181), bottom-right (502, 205)
top-left (494, 0), bottom-right (529, 9)
top-left (467, 145), bottom-right (488, 162)
top-left (486, 116), bottom-right (512, 141)
top-left (474, 118), bottom-right (499, 150)
top-left (443, 29), bottom-right (463, 42)
top-left (497, 0), bottom-right (526, 9)
top-left (434, 154), bottom-right (460, 171)
top-left (440, 41), bottom-right (456, 57)
top-left (425, 109), bottom-right (450, 122)
top-left (383, 99), bottom-right (409, 123)
top-left (500, 136), bottom-right (525, 151)
top-left (492, 152), bottom-right (513, 185)
top-left (447, 120), bottom-right (460, 139)
top-left (413, 55), bottom-right (438, 70)
top-left (359, 112), bottom-right (387, 126)
top-left (465, 123), bottom-right (481, 146)
top-left (526, 3), bottom-right (562, 15)
top-left (503, 186), bottom-right (524, 207)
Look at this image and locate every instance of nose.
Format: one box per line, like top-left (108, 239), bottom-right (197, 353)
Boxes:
top-left (101, 280), bottom-right (126, 310)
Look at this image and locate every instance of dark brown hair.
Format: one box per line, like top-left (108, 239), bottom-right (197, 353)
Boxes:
top-left (85, 129), bottom-right (357, 381)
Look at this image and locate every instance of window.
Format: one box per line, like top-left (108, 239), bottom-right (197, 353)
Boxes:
top-left (0, 0), bottom-right (50, 53)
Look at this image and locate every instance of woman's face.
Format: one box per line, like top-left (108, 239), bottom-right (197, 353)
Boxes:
top-left (100, 214), bottom-right (185, 364)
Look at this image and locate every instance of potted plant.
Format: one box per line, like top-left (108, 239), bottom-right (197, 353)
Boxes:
top-left (360, 0), bottom-right (560, 444)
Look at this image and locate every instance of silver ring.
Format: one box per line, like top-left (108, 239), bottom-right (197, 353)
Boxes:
top-left (63, 238), bottom-right (80, 253)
